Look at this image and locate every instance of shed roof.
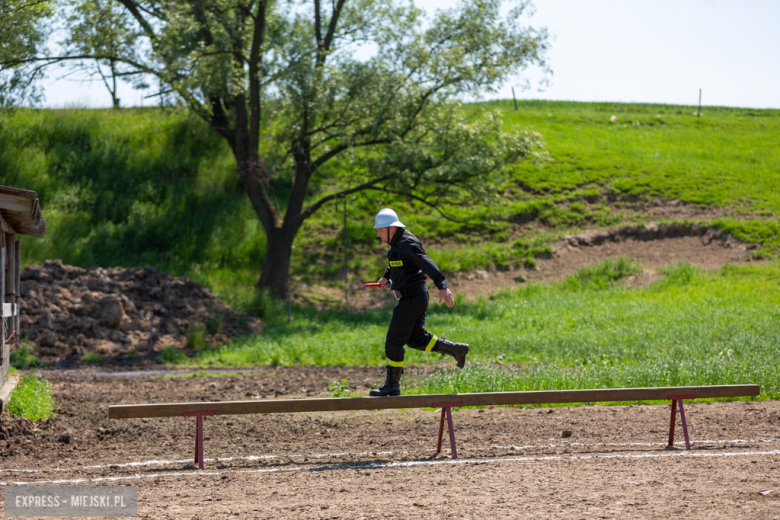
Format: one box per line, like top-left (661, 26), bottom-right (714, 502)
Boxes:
top-left (0, 185), bottom-right (46, 238)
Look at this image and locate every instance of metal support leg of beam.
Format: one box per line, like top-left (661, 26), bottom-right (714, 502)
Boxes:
top-left (667, 395), bottom-right (696, 450)
top-left (183, 411), bottom-right (215, 469)
top-left (434, 402), bottom-right (462, 459)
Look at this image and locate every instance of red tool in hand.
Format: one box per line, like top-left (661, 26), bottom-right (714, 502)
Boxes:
top-left (364, 282), bottom-right (382, 288)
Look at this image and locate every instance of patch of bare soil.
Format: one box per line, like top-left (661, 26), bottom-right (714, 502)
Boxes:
top-left (441, 224), bottom-right (762, 301)
top-left (613, 197), bottom-right (736, 221)
top-left (0, 369), bottom-right (778, 519)
top-left (18, 260), bottom-right (262, 361)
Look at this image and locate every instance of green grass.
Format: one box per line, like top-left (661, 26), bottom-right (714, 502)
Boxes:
top-left (407, 362), bottom-right (763, 405)
top-left (560, 256), bottom-right (640, 291)
top-left (158, 346), bottom-right (187, 363)
top-left (80, 353), bottom-right (102, 363)
top-left (328, 378), bottom-right (360, 398)
top-left (490, 101), bottom-right (780, 213)
top-left (10, 342), bottom-right (44, 369)
top-left (172, 261), bottom-right (780, 399)
top-left (4, 101), bottom-right (780, 300)
top-left (1, 108), bottom-right (265, 294)
top-left (6, 374), bottom-right (55, 421)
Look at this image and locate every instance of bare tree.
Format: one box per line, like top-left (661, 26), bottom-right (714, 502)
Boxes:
top-left (62, 0), bottom-right (143, 108)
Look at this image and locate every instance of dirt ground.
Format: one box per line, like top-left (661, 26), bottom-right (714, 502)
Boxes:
top-left (1, 368), bottom-right (779, 519)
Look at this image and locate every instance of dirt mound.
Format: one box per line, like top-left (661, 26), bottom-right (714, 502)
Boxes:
top-left (18, 260), bottom-right (262, 360)
top-left (0, 411), bottom-right (38, 439)
top-left (0, 411), bottom-right (68, 456)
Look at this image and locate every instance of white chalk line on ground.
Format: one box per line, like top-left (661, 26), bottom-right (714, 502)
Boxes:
top-left (1, 438), bottom-right (777, 475)
top-left (2, 448), bottom-right (780, 486)
top-left (488, 437), bottom-right (780, 451)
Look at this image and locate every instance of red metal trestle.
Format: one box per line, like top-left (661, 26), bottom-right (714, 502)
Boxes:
top-left (434, 402), bottom-right (463, 459)
top-left (667, 395), bottom-right (696, 450)
top-left (183, 411), bottom-right (215, 469)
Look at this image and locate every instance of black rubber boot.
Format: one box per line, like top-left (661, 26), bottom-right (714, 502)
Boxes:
top-left (369, 366), bottom-right (403, 397)
top-left (435, 337), bottom-right (469, 369)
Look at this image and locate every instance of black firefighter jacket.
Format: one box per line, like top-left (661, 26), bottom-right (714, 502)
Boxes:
top-left (382, 229), bottom-right (448, 292)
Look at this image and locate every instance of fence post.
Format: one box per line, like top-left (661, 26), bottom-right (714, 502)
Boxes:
top-left (697, 88), bottom-right (702, 117)
top-left (343, 196), bottom-right (348, 307)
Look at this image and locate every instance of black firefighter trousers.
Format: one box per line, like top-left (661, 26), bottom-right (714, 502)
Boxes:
top-left (384, 290), bottom-right (439, 368)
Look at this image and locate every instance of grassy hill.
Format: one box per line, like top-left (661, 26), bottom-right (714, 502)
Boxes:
top-left (4, 101), bottom-right (780, 396)
top-left (2, 101), bottom-right (779, 309)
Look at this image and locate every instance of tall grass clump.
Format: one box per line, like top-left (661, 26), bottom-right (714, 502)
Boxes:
top-left (561, 256), bottom-right (640, 291)
top-left (80, 353), bottom-right (103, 363)
top-left (6, 374), bottom-right (55, 421)
top-left (10, 342), bottom-right (44, 369)
top-left (158, 346), bottom-right (187, 363)
top-left (659, 261), bottom-right (703, 285)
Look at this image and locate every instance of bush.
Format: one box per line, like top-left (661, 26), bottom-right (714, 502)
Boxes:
top-left (186, 320), bottom-right (206, 349)
top-left (251, 289), bottom-right (287, 326)
top-left (158, 346), bottom-right (186, 363)
top-left (6, 374), bottom-right (55, 422)
top-left (80, 353), bottom-right (103, 363)
top-left (10, 342), bottom-right (44, 369)
top-left (205, 310), bottom-right (224, 335)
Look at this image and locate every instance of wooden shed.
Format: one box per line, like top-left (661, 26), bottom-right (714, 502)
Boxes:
top-left (0, 185), bottom-right (46, 411)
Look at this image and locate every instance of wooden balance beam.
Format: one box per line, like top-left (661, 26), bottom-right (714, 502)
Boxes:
top-left (109, 384), bottom-right (759, 469)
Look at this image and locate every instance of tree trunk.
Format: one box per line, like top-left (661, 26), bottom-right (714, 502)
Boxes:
top-left (257, 227), bottom-right (296, 298)
top-left (231, 141), bottom-right (299, 300)
top-left (230, 113), bottom-right (309, 301)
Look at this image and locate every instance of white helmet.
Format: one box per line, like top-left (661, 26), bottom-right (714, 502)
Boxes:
top-left (373, 208), bottom-right (406, 229)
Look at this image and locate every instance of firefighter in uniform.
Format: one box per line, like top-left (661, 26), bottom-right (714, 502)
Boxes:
top-left (369, 208), bottom-right (469, 397)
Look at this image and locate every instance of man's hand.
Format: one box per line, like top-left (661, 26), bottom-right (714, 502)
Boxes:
top-left (438, 288), bottom-right (455, 308)
top-left (378, 277), bottom-right (391, 289)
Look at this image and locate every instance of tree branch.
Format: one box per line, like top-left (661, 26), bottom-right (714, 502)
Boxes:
top-left (320, 0), bottom-right (346, 61)
top-left (115, 0), bottom-right (156, 39)
top-left (367, 187), bottom-right (468, 223)
top-left (297, 174), bottom-right (391, 224)
top-left (210, 97), bottom-right (235, 142)
top-left (3, 0), bottom-right (49, 14)
top-left (248, 0), bottom-right (266, 151)
top-left (314, 0), bottom-right (323, 52)
top-left (310, 137), bottom-right (394, 171)
top-left (134, 2), bottom-right (167, 22)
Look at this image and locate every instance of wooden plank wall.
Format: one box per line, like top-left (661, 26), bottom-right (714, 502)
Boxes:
top-left (1, 231), bottom-right (17, 385)
top-left (14, 239), bottom-right (19, 341)
top-left (0, 227), bottom-right (4, 385)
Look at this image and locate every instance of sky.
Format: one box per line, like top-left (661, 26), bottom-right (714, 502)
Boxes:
top-left (38, 0), bottom-right (780, 109)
